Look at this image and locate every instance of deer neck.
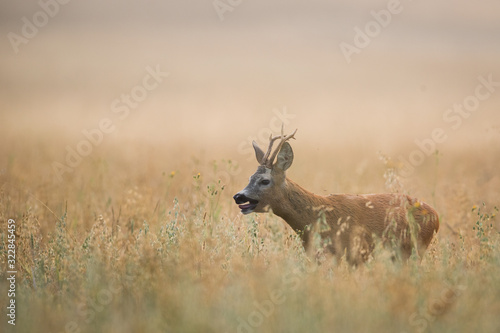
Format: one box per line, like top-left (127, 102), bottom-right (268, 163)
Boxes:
top-left (269, 178), bottom-right (329, 233)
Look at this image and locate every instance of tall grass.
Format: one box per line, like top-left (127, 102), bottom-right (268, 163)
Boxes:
top-left (0, 136), bottom-right (499, 333)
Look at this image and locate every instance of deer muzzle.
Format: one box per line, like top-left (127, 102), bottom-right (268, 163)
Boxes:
top-left (233, 193), bottom-right (259, 214)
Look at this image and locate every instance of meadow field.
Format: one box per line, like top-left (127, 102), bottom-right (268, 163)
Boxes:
top-left (1, 1), bottom-right (500, 332)
top-left (1, 130), bottom-right (500, 333)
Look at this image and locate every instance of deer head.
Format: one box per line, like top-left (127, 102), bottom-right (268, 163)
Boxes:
top-left (233, 125), bottom-right (297, 214)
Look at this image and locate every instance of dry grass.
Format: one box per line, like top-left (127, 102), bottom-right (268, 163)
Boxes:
top-left (1, 132), bottom-right (499, 333)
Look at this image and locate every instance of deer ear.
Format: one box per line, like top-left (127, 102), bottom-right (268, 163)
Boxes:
top-left (252, 141), bottom-right (265, 164)
top-left (276, 142), bottom-right (293, 171)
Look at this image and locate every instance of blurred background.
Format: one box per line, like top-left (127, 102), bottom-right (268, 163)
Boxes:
top-left (1, 0), bottom-right (499, 191)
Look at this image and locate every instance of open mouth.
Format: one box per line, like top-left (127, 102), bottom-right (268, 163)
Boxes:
top-left (238, 200), bottom-right (259, 214)
top-left (233, 194), bottom-right (259, 214)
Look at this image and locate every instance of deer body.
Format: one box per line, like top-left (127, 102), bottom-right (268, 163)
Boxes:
top-left (234, 127), bottom-right (439, 264)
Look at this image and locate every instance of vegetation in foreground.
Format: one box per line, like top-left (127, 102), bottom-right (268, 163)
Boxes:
top-left (1, 138), bottom-right (499, 333)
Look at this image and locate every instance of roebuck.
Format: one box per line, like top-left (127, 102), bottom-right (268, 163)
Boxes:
top-left (233, 127), bottom-right (439, 264)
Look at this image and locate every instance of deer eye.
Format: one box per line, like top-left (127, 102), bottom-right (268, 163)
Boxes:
top-left (260, 179), bottom-right (271, 185)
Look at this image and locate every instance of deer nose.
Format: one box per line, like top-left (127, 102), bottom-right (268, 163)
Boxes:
top-left (233, 193), bottom-right (246, 204)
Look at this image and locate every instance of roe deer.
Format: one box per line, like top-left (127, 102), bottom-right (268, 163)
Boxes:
top-left (233, 126), bottom-right (439, 264)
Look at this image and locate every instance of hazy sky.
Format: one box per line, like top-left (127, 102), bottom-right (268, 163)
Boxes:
top-left (1, 0), bottom-right (499, 149)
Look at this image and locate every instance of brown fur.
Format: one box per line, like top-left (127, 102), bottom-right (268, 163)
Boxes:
top-left (269, 177), bottom-right (439, 264)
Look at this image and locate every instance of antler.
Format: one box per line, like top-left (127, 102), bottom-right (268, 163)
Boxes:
top-left (260, 124), bottom-right (297, 168)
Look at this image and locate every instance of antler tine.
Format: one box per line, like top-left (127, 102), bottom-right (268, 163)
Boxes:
top-left (265, 128), bottom-right (298, 168)
top-left (260, 133), bottom-right (281, 165)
